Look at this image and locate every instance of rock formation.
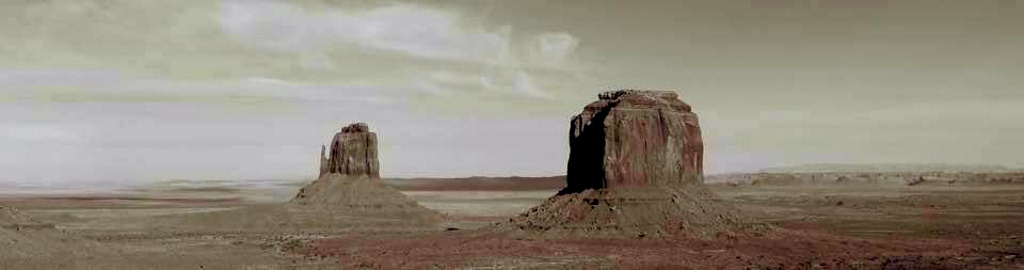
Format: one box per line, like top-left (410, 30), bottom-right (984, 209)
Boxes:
top-left (318, 123), bottom-right (379, 178)
top-left (505, 90), bottom-right (759, 238)
top-left (290, 123), bottom-right (440, 218)
top-left (157, 123), bottom-right (442, 233)
top-left (562, 90), bottom-right (703, 193)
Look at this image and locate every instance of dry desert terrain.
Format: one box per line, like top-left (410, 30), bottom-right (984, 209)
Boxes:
top-left (1, 175), bottom-right (1023, 269)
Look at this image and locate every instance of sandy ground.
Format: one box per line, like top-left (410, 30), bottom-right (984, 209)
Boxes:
top-left (2, 180), bottom-right (1023, 269)
top-left (713, 185), bottom-right (1024, 240)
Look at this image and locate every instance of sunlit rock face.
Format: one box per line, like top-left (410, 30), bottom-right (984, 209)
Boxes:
top-left (562, 90), bottom-right (704, 194)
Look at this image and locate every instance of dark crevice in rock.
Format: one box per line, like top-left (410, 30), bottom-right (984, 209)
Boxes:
top-left (560, 101), bottom-right (613, 195)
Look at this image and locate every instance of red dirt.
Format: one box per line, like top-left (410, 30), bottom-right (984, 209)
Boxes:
top-left (299, 227), bottom-right (1021, 269)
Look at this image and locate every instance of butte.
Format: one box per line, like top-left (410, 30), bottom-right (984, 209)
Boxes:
top-left (289, 122), bottom-right (439, 217)
top-left (503, 90), bottom-right (762, 238)
top-left (155, 123), bottom-right (442, 233)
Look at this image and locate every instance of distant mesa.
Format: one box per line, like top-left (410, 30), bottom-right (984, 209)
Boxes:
top-left (291, 122), bottom-right (440, 218)
top-left (706, 171), bottom-right (1024, 187)
top-left (759, 163), bottom-right (1014, 173)
top-left (708, 163), bottom-right (1022, 187)
top-left (385, 176), bottom-right (566, 191)
top-left (504, 90), bottom-right (762, 239)
top-left (155, 123), bottom-right (442, 233)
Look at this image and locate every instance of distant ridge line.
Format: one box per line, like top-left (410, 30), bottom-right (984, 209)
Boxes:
top-left (759, 163), bottom-right (1014, 173)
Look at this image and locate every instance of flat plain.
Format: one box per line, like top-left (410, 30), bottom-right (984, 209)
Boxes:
top-left (2, 177), bottom-right (1023, 269)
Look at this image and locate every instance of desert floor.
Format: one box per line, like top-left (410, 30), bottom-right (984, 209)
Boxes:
top-left (1, 180), bottom-right (1023, 269)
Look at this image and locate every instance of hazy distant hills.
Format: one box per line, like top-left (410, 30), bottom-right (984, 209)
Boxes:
top-left (384, 176), bottom-right (565, 191)
top-left (759, 163), bottom-right (1016, 173)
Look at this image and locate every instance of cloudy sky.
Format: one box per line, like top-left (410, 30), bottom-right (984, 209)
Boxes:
top-left (1, 0), bottom-right (1021, 186)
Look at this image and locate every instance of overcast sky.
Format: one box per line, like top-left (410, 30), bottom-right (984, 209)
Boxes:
top-left (1, 0), bottom-right (1022, 186)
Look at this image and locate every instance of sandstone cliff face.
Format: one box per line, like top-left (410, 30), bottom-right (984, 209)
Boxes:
top-left (320, 123), bottom-right (380, 178)
top-left (563, 90), bottom-right (704, 193)
top-left (506, 90), bottom-right (759, 239)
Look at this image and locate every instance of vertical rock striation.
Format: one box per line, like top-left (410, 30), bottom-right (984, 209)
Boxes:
top-left (320, 123), bottom-right (380, 178)
top-left (563, 90), bottom-right (704, 194)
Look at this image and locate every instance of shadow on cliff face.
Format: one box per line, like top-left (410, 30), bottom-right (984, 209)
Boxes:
top-left (559, 103), bottom-right (612, 195)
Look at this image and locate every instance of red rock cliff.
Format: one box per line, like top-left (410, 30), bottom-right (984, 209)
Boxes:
top-left (319, 123), bottom-right (380, 178)
top-left (562, 90), bottom-right (704, 194)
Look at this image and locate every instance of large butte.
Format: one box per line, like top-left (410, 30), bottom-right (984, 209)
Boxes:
top-left (504, 90), bottom-right (763, 238)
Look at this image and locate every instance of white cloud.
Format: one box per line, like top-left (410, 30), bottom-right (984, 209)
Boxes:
top-left (0, 124), bottom-right (83, 143)
top-left (410, 79), bottom-right (449, 96)
top-left (428, 70), bottom-right (478, 86)
top-left (220, 1), bottom-right (512, 63)
top-left (531, 32), bottom-right (579, 67)
top-left (419, 69), bottom-right (553, 99)
top-left (0, 69), bottom-right (400, 106)
top-left (512, 71), bottom-right (551, 99)
top-left (478, 76), bottom-right (497, 89)
top-left (244, 77), bottom-right (298, 86)
top-left (218, 0), bottom-right (583, 100)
